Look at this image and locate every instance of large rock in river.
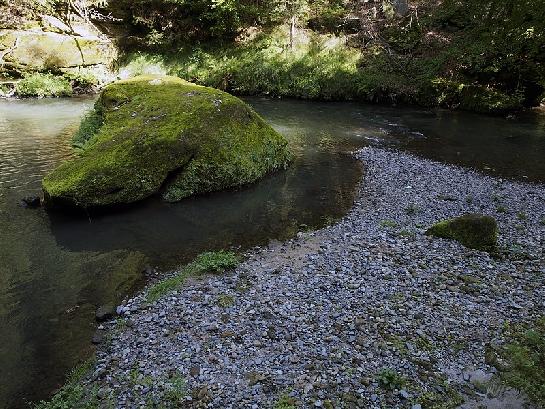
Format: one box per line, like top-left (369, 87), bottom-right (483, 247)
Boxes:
top-left (42, 75), bottom-right (291, 208)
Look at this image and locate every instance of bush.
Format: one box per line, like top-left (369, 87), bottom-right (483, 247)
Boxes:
top-left (15, 73), bottom-right (72, 98)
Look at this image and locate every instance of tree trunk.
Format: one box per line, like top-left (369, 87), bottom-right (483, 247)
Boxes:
top-left (290, 15), bottom-right (296, 49)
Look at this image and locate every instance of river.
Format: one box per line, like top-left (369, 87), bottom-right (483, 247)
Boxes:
top-left (0, 97), bottom-right (543, 408)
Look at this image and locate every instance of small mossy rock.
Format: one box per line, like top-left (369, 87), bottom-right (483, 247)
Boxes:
top-left (426, 214), bottom-right (498, 251)
top-left (42, 75), bottom-right (291, 208)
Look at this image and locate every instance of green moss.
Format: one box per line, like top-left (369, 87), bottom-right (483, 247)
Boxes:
top-left (15, 72), bottom-right (72, 98)
top-left (43, 75), bottom-right (291, 208)
top-left (426, 214), bottom-right (498, 251)
top-left (72, 109), bottom-right (104, 149)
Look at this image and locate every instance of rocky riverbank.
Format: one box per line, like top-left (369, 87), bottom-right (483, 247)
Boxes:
top-left (86, 148), bottom-right (544, 408)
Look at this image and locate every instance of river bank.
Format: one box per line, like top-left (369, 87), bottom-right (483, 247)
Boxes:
top-left (57, 147), bottom-right (545, 408)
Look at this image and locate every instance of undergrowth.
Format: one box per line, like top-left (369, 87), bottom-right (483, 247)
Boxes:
top-left (499, 317), bottom-right (545, 406)
top-left (33, 360), bottom-right (102, 409)
top-left (15, 72), bottom-right (72, 98)
top-left (146, 250), bottom-right (239, 303)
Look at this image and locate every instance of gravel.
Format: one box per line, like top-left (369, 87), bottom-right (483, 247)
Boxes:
top-left (88, 147), bottom-right (545, 408)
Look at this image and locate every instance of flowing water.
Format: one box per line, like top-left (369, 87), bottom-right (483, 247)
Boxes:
top-left (0, 96), bottom-right (544, 408)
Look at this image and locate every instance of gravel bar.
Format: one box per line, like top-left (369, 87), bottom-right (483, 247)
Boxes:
top-left (90, 147), bottom-right (545, 408)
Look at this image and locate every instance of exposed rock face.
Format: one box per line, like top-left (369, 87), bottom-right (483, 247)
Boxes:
top-left (426, 214), bottom-right (498, 251)
top-left (42, 75), bottom-right (291, 208)
top-left (0, 19), bottom-right (116, 79)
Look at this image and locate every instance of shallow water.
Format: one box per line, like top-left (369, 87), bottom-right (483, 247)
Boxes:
top-left (0, 97), bottom-right (544, 408)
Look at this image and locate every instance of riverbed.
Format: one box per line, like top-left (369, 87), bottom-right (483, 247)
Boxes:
top-left (0, 97), bottom-right (544, 408)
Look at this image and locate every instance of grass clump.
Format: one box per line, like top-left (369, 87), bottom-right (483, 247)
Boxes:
top-left (163, 373), bottom-right (187, 406)
top-left (379, 219), bottom-right (398, 229)
top-left (376, 368), bottom-right (407, 391)
top-left (15, 73), bottom-right (72, 98)
top-left (217, 294), bottom-right (235, 308)
top-left (274, 394), bottom-right (297, 409)
top-left (499, 317), bottom-right (545, 406)
top-left (33, 360), bottom-right (100, 409)
top-left (146, 251), bottom-right (239, 303)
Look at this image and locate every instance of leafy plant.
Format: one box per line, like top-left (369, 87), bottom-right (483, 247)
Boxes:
top-left (376, 368), bottom-right (406, 391)
top-left (15, 73), bottom-right (72, 98)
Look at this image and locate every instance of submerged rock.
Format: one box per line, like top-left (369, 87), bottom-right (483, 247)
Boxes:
top-left (95, 304), bottom-right (116, 322)
top-left (42, 75), bottom-right (291, 208)
top-left (20, 195), bottom-right (41, 208)
top-left (426, 214), bottom-right (498, 251)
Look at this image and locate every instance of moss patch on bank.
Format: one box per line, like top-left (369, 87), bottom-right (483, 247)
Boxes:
top-left (42, 75), bottom-right (291, 208)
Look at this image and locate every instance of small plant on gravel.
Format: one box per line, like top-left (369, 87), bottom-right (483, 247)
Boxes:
top-left (517, 211), bottom-right (528, 221)
top-left (540, 218), bottom-right (545, 226)
top-left (376, 368), bottom-right (407, 391)
top-left (379, 219), bottom-right (398, 228)
top-left (274, 394), bottom-right (297, 409)
top-left (217, 294), bottom-right (235, 308)
top-left (496, 205), bottom-right (507, 213)
top-left (163, 373), bottom-right (187, 406)
top-left (499, 317), bottom-right (545, 406)
top-left (146, 250), bottom-right (239, 303)
top-left (405, 204), bottom-right (420, 215)
top-left (398, 229), bottom-right (416, 239)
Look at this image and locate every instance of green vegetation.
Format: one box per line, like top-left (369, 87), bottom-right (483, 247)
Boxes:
top-left (33, 360), bottom-right (101, 409)
top-left (146, 251), bottom-right (239, 303)
top-left (42, 75), bottom-right (291, 208)
top-left (274, 394), bottom-right (297, 409)
top-left (376, 368), bottom-right (407, 391)
top-left (426, 214), bottom-right (498, 251)
top-left (499, 317), bottom-right (545, 406)
top-left (15, 73), bottom-right (72, 98)
top-left (72, 110), bottom-right (103, 149)
top-left (121, 27), bottom-right (361, 101)
top-left (4, 1), bottom-right (544, 112)
top-left (217, 294), bottom-right (235, 308)
top-left (162, 373), bottom-right (187, 407)
top-left (379, 219), bottom-right (398, 228)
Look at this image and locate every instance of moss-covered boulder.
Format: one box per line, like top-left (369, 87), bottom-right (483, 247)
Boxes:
top-left (42, 75), bottom-right (291, 208)
top-left (426, 214), bottom-right (498, 251)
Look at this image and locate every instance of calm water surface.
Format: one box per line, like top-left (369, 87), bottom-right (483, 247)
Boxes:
top-left (0, 97), bottom-right (544, 408)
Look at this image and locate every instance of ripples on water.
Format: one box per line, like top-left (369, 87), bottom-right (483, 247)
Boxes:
top-left (0, 96), bottom-right (544, 408)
